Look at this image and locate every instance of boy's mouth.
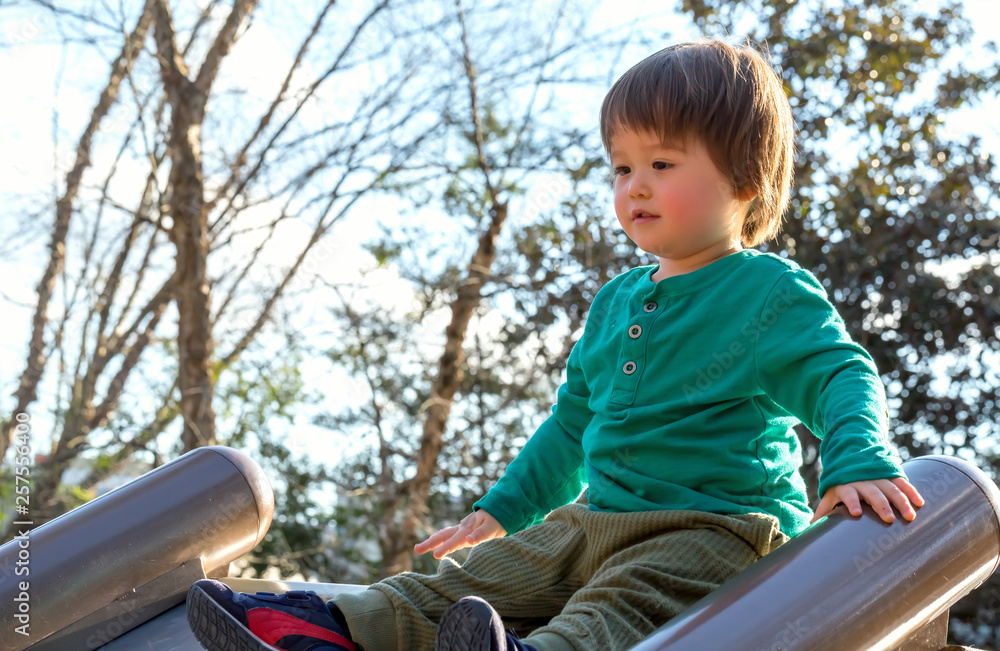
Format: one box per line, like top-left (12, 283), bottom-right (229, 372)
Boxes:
top-left (632, 209), bottom-right (660, 222)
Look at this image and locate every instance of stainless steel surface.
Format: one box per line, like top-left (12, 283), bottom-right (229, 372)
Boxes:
top-left (99, 603), bottom-right (201, 651)
top-left (630, 456), bottom-right (1000, 650)
top-left (889, 610), bottom-right (950, 651)
top-left (0, 446), bottom-right (274, 651)
top-left (3, 449), bottom-right (996, 651)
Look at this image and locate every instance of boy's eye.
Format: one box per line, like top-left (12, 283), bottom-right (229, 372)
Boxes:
top-left (612, 161), bottom-right (672, 177)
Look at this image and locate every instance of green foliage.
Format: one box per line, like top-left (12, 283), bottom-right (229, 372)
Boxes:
top-left (59, 483), bottom-right (95, 508)
top-left (701, 0), bottom-right (1000, 457)
top-left (208, 336), bottom-right (353, 582)
top-left (214, 335), bottom-right (307, 438)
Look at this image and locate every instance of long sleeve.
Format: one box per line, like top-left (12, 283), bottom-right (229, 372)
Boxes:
top-left (753, 270), bottom-right (905, 498)
top-left (473, 337), bottom-right (594, 534)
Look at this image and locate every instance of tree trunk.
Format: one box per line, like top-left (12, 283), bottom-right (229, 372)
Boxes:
top-left (169, 111), bottom-right (216, 451)
top-left (379, 1), bottom-right (510, 575)
top-left (153, 0), bottom-right (259, 451)
top-left (382, 201), bottom-right (509, 577)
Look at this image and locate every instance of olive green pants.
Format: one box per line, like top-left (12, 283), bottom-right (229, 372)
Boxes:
top-left (333, 504), bottom-right (789, 651)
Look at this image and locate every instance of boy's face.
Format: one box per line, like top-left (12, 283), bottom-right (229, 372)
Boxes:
top-left (609, 128), bottom-right (753, 267)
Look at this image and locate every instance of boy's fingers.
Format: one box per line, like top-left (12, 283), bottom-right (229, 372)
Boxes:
top-left (416, 524), bottom-right (467, 553)
top-left (467, 521), bottom-right (495, 543)
top-left (893, 477), bottom-right (925, 507)
top-left (415, 539), bottom-right (441, 554)
top-left (444, 531), bottom-right (468, 551)
top-left (416, 511), bottom-right (497, 555)
top-left (415, 527), bottom-right (453, 550)
top-left (877, 480), bottom-right (917, 520)
top-left (413, 531), bottom-right (441, 554)
top-left (811, 480), bottom-right (923, 527)
top-left (856, 485), bottom-right (893, 522)
top-left (434, 530), bottom-right (476, 558)
top-left (835, 487), bottom-right (861, 517)
top-left (810, 493), bottom-right (835, 523)
top-left (465, 532), bottom-right (485, 545)
top-left (432, 540), bottom-right (457, 559)
top-left (416, 529), bottom-right (446, 546)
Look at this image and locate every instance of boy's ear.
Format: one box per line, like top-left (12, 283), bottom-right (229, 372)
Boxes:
top-left (734, 185), bottom-right (758, 203)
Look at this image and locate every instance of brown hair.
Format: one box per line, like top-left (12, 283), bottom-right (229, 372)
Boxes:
top-left (600, 39), bottom-right (795, 246)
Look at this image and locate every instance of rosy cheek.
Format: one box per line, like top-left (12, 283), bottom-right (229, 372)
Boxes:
top-left (659, 187), bottom-right (694, 225)
top-left (661, 180), bottom-right (712, 226)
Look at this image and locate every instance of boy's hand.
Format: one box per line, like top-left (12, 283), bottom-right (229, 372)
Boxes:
top-left (810, 477), bottom-right (925, 525)
top-left (414, 509), bottom-right (507, 560)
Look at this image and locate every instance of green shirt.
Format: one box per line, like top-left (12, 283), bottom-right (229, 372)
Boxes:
top-left (474, 249), bottom-right (905, 539)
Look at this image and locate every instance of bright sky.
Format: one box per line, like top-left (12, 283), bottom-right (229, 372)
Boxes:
top-left (0, 0), bottom-right (997, 472)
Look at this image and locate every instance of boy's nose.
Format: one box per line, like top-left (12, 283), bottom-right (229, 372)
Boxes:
top-left (628, 180), bottom-right (650, 199)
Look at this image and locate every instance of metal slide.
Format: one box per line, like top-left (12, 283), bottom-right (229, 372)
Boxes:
top-left (0, 447), bottom-right (997, 650)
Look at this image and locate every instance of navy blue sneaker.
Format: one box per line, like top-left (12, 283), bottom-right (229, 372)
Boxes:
top-left (187, 579), bottom-right (357, 651)
top-left (436, 596), bottom-right (538, 651)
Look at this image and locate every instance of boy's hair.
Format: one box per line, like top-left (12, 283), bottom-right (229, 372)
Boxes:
top-left (600, 39), bottom-right (795, 247)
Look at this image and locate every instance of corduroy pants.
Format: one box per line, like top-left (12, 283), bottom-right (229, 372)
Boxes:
top-left (332, 503), bottom-right (789, 651)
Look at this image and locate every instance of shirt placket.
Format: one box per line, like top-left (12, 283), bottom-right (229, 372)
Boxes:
top-left (609, 289), bottom-right (663, 406)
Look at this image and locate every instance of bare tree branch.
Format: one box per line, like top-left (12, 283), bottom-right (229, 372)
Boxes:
top-left (1, 0), bottom-right (156, 461)
top-left (79, 380), bottom-right (179, 493)
top-left (217, 116), bottom-right (437, 368)
top-left (207, 0), bottom-right (393, 238)
top-left (205, 0), bottom-right (338, 218)
top-left (193, 0), bottom-right (257, 97)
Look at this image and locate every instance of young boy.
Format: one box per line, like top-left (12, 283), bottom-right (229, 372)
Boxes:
top-left (186, 39), bottom-right (924, 651)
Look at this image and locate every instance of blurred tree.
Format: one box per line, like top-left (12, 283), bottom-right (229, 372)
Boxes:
top-left (312, 0), bottom-right (636, 578)
top-left (0, 0), bottom-right (441, 540)
top-left (151, 0), bottom-right (261, 450)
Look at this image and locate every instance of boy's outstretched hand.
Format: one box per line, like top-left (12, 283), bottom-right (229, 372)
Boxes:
top-left (810, 477), bottom-right (925, 525)
top-left (414, 509), bottom-right (507, 559)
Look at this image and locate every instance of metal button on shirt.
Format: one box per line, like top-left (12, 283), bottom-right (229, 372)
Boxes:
top-left (623, 361), bottom-right (637, 375)
top-left (644, 301), bottom-right (658, 313)
top-left (628, 325), bottom-right (642, 339)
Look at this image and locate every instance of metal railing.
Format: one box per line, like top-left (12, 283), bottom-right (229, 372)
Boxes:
top-left (0, 446), bottom-right (274, 651)
top-left (2, 448), bottom-right (997, 651)
top-left (630, 456), bottom-right (1000, 651)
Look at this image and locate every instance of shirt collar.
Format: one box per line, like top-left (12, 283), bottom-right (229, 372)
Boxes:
top-left (636, 249), bottom-right (758, 298)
